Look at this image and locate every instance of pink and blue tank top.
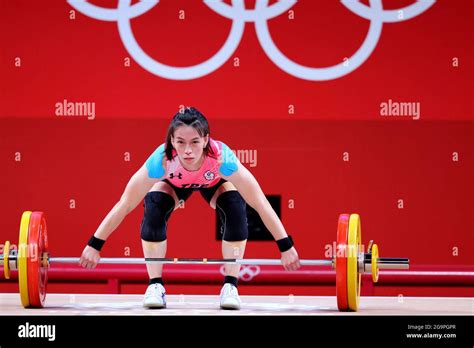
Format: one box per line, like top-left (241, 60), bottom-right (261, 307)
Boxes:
top-left (145, 138), bottom-right (238, 189)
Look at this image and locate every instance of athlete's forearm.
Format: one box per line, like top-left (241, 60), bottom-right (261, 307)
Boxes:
top-left (92, 164), bottom-right (157, 242)
top-left (93, 201), bottom-right (129, 241)
top-left (255, 200), bottom-right (288, 241)
top-left (226, 163), bottom-right (289, 241)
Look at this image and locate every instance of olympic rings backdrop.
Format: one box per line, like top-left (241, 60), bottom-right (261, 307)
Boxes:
top-left (1, 0), bottom-right (472, 295)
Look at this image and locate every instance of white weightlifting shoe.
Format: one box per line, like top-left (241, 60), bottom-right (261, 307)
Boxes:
top-left (143, 283), bottom-right (167, 309)
top-left (219, 283), bottom-right (241, 310)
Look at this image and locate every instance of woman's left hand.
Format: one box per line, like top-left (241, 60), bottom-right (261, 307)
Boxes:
top-left (281, 247), bottom-right (301, 271)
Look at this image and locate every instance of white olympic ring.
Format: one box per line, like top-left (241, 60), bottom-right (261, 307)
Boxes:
top-left (67, 0), bottom-right (436, 81)
top-left (219, 265), bottom-right (261, 281)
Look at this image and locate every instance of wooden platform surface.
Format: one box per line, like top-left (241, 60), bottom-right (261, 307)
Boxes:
top-left (0, 293), bottom-right (472, 315)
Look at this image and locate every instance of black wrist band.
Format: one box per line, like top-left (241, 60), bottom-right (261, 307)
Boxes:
top-left (276, 235), bottom-right (294, 253)
top-left (87, 235), bottom-right (105, 251)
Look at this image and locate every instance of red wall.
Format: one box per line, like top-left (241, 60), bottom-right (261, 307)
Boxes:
top-left (0, 0), bottom-right (471, 120)
top-left (1, 120), bottom-right (472, 263)
top-left (1, 0), bottom-right (473, 296)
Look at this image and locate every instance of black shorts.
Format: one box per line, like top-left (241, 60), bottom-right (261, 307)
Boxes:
top-left (162, 178), bottom-right (227, 204)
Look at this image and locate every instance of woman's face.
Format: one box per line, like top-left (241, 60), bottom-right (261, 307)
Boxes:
top-left (171, 126), bottom-right (208, 168)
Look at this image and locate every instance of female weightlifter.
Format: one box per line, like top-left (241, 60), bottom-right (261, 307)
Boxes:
top-left (79, 107), bottom-right (301, 309)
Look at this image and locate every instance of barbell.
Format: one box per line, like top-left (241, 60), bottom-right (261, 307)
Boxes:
top-left (0, 211), bottom-right (409, 311)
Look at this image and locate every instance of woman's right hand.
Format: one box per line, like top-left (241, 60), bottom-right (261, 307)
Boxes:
top-left (79, 245), bottom-right (101, 269)
top-left (280, 246), bottom-right (301, 271)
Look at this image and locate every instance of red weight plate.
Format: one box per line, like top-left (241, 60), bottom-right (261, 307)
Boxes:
top-left (41, 213), bottom-right (48, 304)
top-left (27, 212), bottom-right (48, 307)
top-left (336, 214), bottom-right (349, 311)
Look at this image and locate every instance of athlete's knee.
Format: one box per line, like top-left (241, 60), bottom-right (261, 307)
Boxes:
top-left (140, 191), bottom-right (175, 242)
top-left (216, 191), bottom-right (249, 241)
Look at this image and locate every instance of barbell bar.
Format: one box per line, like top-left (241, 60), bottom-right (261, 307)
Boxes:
top-left (0, 211), bottom-right (410, 311)
top-left (0, 256), bottom-right (408, 268)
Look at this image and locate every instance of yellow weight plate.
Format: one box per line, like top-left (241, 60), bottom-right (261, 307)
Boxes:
top-left (3, 241), bottom-right (10, 279)
top-left (347, 213), bottom-right (361, 311)
top-left (19, 211), bottom-right (32, 307)
top-left (372, 244), bottom-right (379, 283)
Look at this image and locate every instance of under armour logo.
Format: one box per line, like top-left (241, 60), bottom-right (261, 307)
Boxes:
top-left (169, 172), bottom-right (183, 179)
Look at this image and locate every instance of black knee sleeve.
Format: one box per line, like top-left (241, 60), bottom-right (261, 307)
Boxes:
top-left (140, 192), bottom-right (175, 242)
top-left (216, 191), bottom-right (249, 242)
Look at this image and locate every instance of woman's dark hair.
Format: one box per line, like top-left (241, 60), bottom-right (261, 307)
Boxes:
top-left (165, 107), bottom-right (215, 160)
